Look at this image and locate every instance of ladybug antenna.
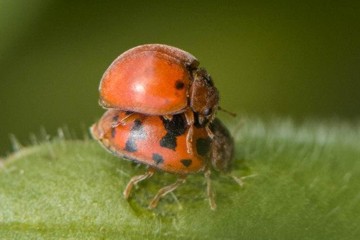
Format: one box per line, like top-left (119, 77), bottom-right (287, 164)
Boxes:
top-left (218, 106), bottom-right (237, 117)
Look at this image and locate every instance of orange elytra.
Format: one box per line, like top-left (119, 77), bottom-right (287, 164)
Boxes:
top-left (91, 109), bottom-right (234, 209)
top-left (98, 44), bottom-right (220, 153)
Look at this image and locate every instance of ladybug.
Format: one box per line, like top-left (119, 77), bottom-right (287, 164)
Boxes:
top-left (98, 44), bottom-right (219, 154)
top-left (91, 109), bottom-right (234, 209)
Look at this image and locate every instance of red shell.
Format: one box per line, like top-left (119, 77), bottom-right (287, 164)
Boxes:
top-left (91, 109), bottom-right (212, 174)
top-left (99, 44), bottom-right (199, 115)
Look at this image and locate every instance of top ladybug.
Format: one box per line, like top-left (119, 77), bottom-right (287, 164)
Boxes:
top-left (99, 44), bottom-right (219, 153)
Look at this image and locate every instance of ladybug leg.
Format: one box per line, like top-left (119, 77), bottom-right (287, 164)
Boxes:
top-left (148, 175), bottom-right (187, 209)
top-left (184, 110), bottom-right (194, 154)
top-left (91, 109), bottom-right (120, 139)
top-left (163, 115), bottom-right (173, 121)
top-left (123, 167), bottom-right (155, 199)
top-left (205, 125), bottom-right (215, 139)
top-left (186, 125), bottom-right (194, 154)
top-left (204, 169), bottom-right (216, 210)
top-left (112, 112), bottom-right (136, 128)
top-left (231, 173), bottom-right (258, 187)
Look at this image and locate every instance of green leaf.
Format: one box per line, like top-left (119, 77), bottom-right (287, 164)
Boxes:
top-left (1, 118), bottom-right (359, 239)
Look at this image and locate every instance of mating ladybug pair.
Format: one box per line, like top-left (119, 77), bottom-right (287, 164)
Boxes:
top-left (91, 44), bottom-right (235, 209)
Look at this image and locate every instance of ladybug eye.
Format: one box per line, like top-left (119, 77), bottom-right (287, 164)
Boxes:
top-left (203, 108), bottom-right (212, 116)
top-left (205, 75), bottom-right (214, 86)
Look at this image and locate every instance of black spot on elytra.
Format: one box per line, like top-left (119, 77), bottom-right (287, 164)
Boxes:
top-left (160, 115), bottom-right (187, 150)
top-left (160, 134), bottom-right (177, 150)
top-left (180, 159), bottom-right (192, 167)
top-left (111, 128), bottom-right (116, 138)
top-left (175, 80), bottom-right (185, 90)
top-left (125, 139), bottom-right (137, 152)
top-left (124, 119), bottom-right (146, 152)
top-left (196, 138), bottom-right (211, 156)
top-left (162, 115), bottom-right (187, 135)
top-left (152, 153), bottom-right (164, 165)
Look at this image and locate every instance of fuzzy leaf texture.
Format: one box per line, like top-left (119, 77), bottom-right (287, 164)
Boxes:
top-left (0, 118), bottom-right (359, 239)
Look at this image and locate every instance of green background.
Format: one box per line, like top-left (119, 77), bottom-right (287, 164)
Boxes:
top-left (1, 0), bottom-right (359, 155)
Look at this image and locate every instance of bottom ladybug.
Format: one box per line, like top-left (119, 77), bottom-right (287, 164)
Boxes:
top-left (90, 109), bottom-right (234, 209)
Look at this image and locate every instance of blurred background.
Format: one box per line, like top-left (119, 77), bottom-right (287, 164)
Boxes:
top-left (1, 0), bottom-right (359, 155)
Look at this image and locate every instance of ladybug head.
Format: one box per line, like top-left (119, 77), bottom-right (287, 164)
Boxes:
top-left (190, 68), bottom-right (219, 125)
